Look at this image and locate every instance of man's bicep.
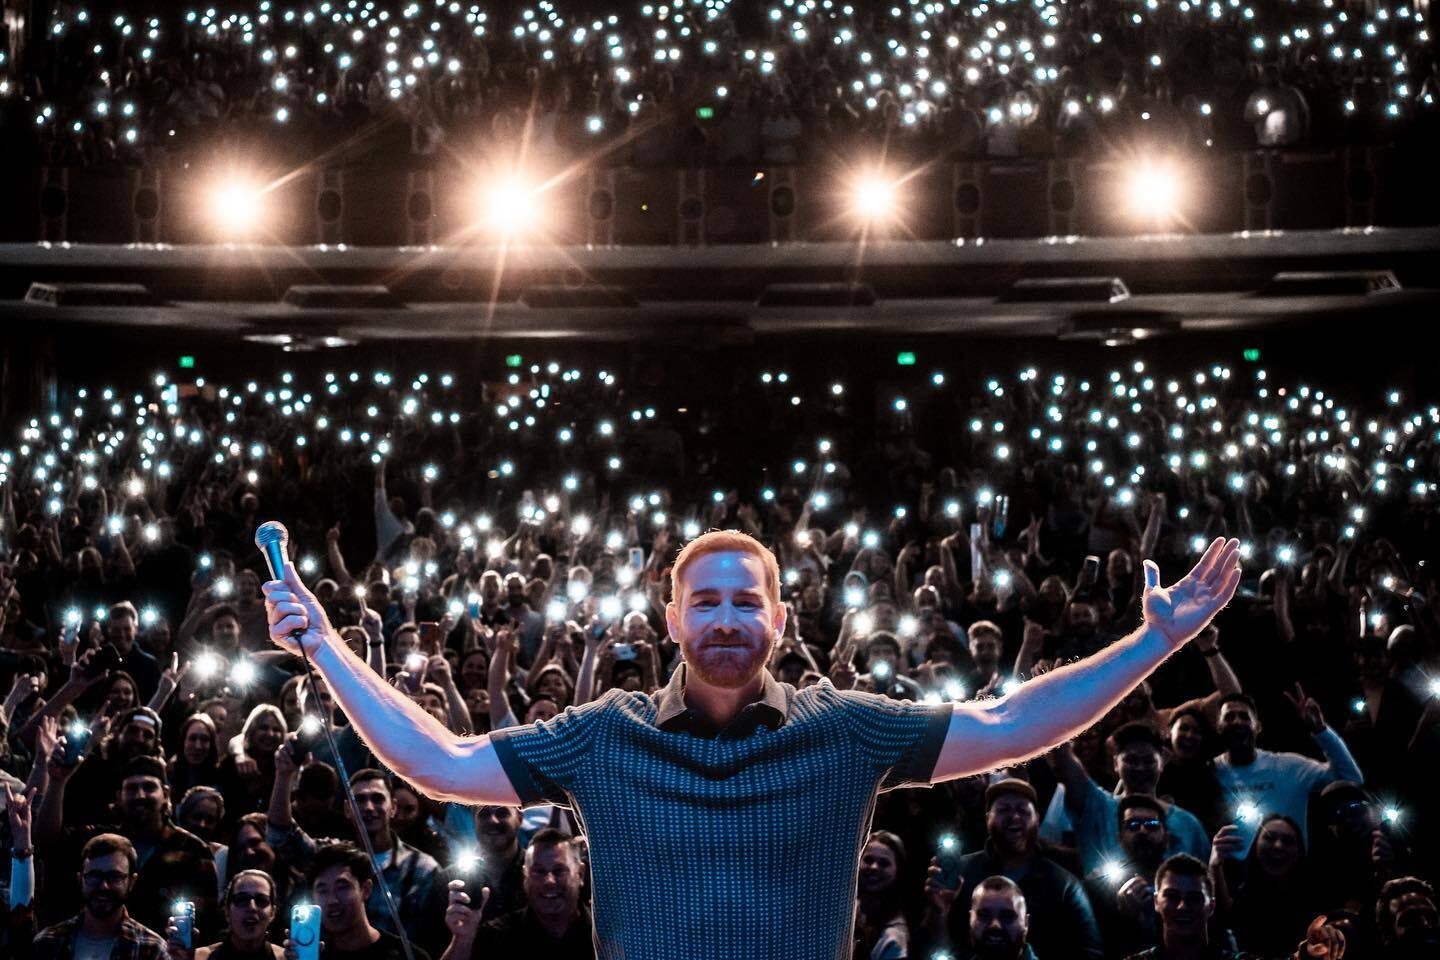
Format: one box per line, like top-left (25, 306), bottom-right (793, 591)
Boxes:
top-left (427, 733), bottom-right (523, 807)
top-left (930, 701), bottom-right (1020, 784)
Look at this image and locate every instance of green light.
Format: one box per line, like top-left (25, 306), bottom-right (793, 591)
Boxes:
top-left (1243, 348), bottom-right (1261, 362)
top-left (696, 106), bottom-right (715, 119)
top-left (504, 354), bottom-right (523, 368)
top-left (896, 351), bottom-right (917, 366)
top-left (179, 355), bottom-right (195, 369)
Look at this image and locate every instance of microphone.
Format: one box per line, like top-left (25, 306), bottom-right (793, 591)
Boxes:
top-left (255, 521), bottom-right (290, 581)
top-left (255, 521), bottom-right (303, 643)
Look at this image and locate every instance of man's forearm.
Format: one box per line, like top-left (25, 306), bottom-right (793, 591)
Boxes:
top-left (309, 637), bottom-right (471, 794)
top-left (936, 623), bottom-right (1181, 780)
top-left (440, 933), bottom-right (476, 960)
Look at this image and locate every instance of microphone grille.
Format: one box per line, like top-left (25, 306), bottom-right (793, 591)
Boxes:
top-left (254, 521), bottom-right (290, 549)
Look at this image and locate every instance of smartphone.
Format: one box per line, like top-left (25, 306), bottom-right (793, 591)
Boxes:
top-left (291, 904), bottom-right (321, 960)
top-left (936, 835), bottom-right (964, 890)
top-left (627, 546), bottom-right (645, 571)
top-left (61, 723), bottom-right (91, 767)
top-left (1081, 555), bottom-right (1101, 582)
top-left (403, 652), bottom-right (427, 691)
top-left (993, 495), bottom-right (1010, 538)
top-left (172, 900), bottom-right (195, 949)
top-left (613, 642), bottom-right (636, 661)
top-left (85, 642), bottom-right (123, 677)
top-left (418, 621), bottom-right (443, 655)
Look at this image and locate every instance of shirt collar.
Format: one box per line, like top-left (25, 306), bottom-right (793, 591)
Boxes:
top-left (654, 661), bottom-right (790, 736)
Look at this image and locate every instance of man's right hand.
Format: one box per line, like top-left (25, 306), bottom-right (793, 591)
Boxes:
top-left (263, 562), bottom-right (336, 658)
top-left (445, 878), bottom-right (491, 940)
top-left (68, 647), bottom-right (108, 688)
top-left (923, 856), bottom-right (962, 916)
top-left (1211, 824), bottom-right (1247, 865)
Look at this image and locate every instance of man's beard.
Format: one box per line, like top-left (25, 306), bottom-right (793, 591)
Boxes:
top-left (684, 634), bottom-right (773, 689)
top-left (86, 892), bottom-right (123, 918)
top-left (992, 824), bottom-right (1036, 859)
top-left (972, 929), bottom-right (1023, 960)
top-left (1222, 727), bottom-right (1255, 754)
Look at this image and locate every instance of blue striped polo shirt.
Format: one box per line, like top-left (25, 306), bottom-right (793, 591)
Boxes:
top-left (488, 661), bottom-right (954, 960)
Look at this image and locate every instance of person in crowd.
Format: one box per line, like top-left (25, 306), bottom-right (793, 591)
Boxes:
top-left (439, 827), bottom-right (592, 960)
top-left (1212, 692), bottom-right (1363, 850)
top-left (281, 841), bottom-right (432, 960)
top-left (32, 834), bottom-right (170, 960)
top-left (266, 747), bottom-right (440, 945)
top-left (166, 868), bottom-right (285, 960)
top-left (1122, 854), bottom-right (1253, 960)
top-left (962, 876), bottom-right (1038, 960)
top-left (1085, 794), bottom-right (1178, 956)
top-left (168, 714), bottom-right (224, 800)
top-left (853, 831), bottom-right (912, 960)
top-left (1375, 876), bottom-right (1440, 959)
top-left (931, 779), bottom-right (1104, 960)
top-left (1048, 722), bottom-right (1211, 876)
top-left (1211, 814), bottom-right (1325, 956)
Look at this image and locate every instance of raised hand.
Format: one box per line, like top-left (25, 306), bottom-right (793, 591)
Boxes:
top-left (1282, 682), bottom-right (1327, 734)
top-left (922, 856), bottom-right (962, 916)
top-left (1142, 538), bottom-right (1243, 648)
top-left (262, 562), bottom-right (336, 657)
top-left (444, 879), bottom-right (491, 940)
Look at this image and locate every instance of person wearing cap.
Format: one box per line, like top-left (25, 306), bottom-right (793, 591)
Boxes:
top-left (920, 779), bottom-right (1103, 960)
top-left (37, 746), bottom-right (218, 937)
top-left (1310, 781), bottom-right (1414, 916)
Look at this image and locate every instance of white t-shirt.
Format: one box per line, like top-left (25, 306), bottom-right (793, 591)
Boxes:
top-left (1213, 727), bottom-right (1363, 850)
top-left (73, 933), bottom-right (118, 960)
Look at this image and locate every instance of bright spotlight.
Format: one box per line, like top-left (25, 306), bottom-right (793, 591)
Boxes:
top-left (478, 175), bottom-right (543, 235)
top-left (209, 178), bottom-right (266, 236)
top-left (851, 174), bottom-right (899, 221)
top-left (1127, 161), bottom-right (1182, 222)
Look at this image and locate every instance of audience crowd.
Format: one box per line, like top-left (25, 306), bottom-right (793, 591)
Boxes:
top-left (0, 351), bottom-right (1438, 959)
top-left (2, 0), bottom-right (1437, 169)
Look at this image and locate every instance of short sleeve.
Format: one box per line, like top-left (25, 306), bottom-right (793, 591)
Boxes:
top-left (832, 687), bottom-right (954, 791)
top-left (487, 693), bottom-right (614, 808)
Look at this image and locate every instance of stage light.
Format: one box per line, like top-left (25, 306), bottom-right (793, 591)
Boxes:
top-left (1126, 160), bottom-right (1183, 222)
top-left (209, 177), bottom-right (266, 236)
top-left (477, 174), bottom-right (544, 235)
top-left (850, 172), bottom-right (900, 221)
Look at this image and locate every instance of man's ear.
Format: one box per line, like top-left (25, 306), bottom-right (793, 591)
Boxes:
top-left (772, 602), bottom-right (787, 641)
top-left (664, 600), bottom-right (678, 641)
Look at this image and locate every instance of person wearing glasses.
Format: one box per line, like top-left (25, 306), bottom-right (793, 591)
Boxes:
top-left (166, 869), bottom-right (284, 960)
top-left (1084, 795), bottom-right (1176, 957)
top-left (33, 833), bottom-right (171, 960)
top-left (1122, 854), bottom-right (1256, 960)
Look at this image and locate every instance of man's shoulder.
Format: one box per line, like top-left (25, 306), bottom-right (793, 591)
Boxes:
top-left (34, 915), bottom-right (80, 942)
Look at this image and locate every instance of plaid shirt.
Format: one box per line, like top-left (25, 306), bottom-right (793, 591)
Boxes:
top-left (32, 910), bottom-right (171, 960)
top-left (489, 663), bottom-right (952, 960)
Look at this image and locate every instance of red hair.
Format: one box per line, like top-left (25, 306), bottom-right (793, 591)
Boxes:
top-left (670, 530), bottom-right (782, 610)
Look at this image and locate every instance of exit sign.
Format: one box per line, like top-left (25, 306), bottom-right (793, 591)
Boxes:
top-left (179, 355), bottom-right (195, 369)
top-left (896, 351), bottom-right (917, 366)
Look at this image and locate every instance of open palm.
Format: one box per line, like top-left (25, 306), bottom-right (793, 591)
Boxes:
top-left (1142, 538), bottom-right (1242, 647)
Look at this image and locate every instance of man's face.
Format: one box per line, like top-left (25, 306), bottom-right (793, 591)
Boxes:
top-left (1218, 703), bottom-right (1259, 753)
top-left (233, 824), bottom-right (275, 872)
top-left (1169, 715), bottom-right (1205, 760)
top-left (213, 614), bottom-right (241, 650)
top-left (970, 888), bottom-right (1028, 960)
top-left (107, 613), bottom-right (138, 651)
top-left (1115, 744), bottom-right (1163, 795)
top-left (394, 629), bottom-right (419, 662)
top-left (970, 633), bottom-right (1001, 669)
top-left (986, 796), bottom-right (1038, 858)
top-left (858, 841), bottom-right (898, 896)
top-left (349, 778), bottom-right (393, 840)
top-left (313, 866), bottom-right (370, 935)
top-left (505, 577), bottom-right (526, 606)
top-left (119, 719), bottom-right (159, 760)
top-left (1069, 603), bottom-right (1097, 635)
top-left (80, 851), bottom-right (135, 919)
top-left (475, 806), bottom-right (519, 852)
top-left (1330, 798), bottom-right (1380, 840)
top-left (665, 551), bottom-right (783, 690)
top-left (480, 575), bottom-right (501, 603)
top-left (1119, 803), bottom-right (1168, 868)
top-left (120, 775), bottom-right (167, 825)
top-left (524, 844), bottom-right (583, 922)
top-left (1389, 892), bottom-right (1440, 946)
top-left (1154, 872), bottom-right (1213, 940)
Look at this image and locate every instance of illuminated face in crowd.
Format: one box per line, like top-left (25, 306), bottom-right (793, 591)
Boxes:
top-left (107, 610), bottom-right (138, 652)
top-left (183, 719), bottom-right (214, 765)
top-left (1114, 742), bottom-right (1163, 796)
top-left (986, 794), bottom-right (1038, 858)
top-left (225, 873), bottom-right (277, 945)
top-left (475, 805), bottom-right (520, 854)
top-left (213, 613), bottom-right (242, 651)
top-left (969, 885), bottom-right (1029, 959)
top-left (524, 842), bottom-right (583, 924)
top-left (1154, 870), bottom-right (1213, 940)
top-left (857, 839), bottom-right (899, 897)
top-left (1255, 818), bottom-right (1301, 878)
top-left (666, 550), bottom-right (785, 690)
